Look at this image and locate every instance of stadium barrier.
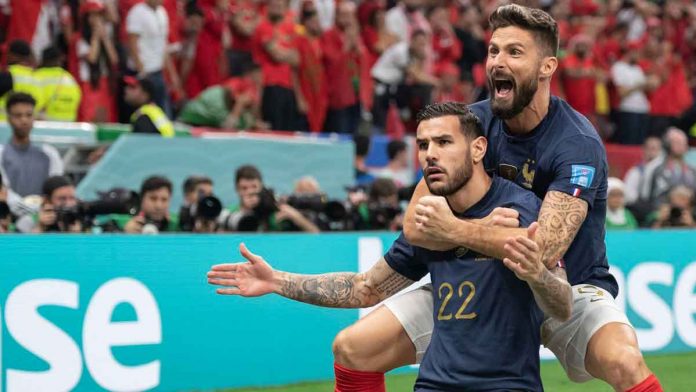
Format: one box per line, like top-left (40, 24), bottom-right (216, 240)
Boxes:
top-left (76, 134), bottom-right (355, 210)
top-left (1, 230), bottom-right (695, 391)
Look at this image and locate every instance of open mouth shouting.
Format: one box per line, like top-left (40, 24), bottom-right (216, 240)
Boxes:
top-left (492, 74), bottom-right (515, 100)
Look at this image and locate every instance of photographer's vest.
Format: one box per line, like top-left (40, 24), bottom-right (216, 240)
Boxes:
top-left (34, 67), bottom-right (82, 121)
top-left (0, 65), bottom-right (41, 121)
top-left (130, 103), bottom-right (174, 137)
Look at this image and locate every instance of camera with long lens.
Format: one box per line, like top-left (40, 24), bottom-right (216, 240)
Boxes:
top-left (368, 202), bottom-right (403, 230)
top-left (49, 189), bottom-right (139, 232)
top-left (220, 188), bottom-right (279, 232)
top-left (180, 194), bottom-right (223, 231)
top-left (193, 195), bottom-right (223, 232)
top-left (286, 193), bottom-right (352, 231)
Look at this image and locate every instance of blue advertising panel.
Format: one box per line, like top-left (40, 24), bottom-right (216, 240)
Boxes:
top-left (1, 231), bottom-right (695, 391)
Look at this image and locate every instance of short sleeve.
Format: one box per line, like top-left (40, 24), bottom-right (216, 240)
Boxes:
top-left (126, 7), bottom-right (143, 35)
top-left (42, 145), bottom-right (65, 176)
top-left (547, 136), bottom-right (606, 209)
top-left (383, 233), bottom-right (428, 281)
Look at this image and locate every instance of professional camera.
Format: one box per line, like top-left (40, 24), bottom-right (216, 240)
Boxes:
top-left (368, 202), bottom-right (403, 230)
top-left (286, 193), bottom-right (351, 231)
top-left (180, 194), bottom-right (223, 231)
top-left (49, 188), bottom-right (139, 232)
top-left (220, 188), bottom-right (279, 232)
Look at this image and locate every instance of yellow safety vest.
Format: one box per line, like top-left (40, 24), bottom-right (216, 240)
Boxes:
top-left (0, 64), bottom-right (41, 121)
top-left (34, 67), bottom-right (82, 122)
top-left (131, 103), bottom-right (174, 137)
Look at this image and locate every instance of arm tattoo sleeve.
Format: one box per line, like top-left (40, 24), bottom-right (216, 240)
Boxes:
top-left (276, 259), bottom-right (414, 308)
top-left (529, 267), bottom-right (572, 320)
top-left (537, 191), bottom-right (588, 268)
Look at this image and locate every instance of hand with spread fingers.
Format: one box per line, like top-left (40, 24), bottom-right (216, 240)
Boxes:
top-left (207, 243), bottom-right (277, 297)
top-left (502, 222), bottom-right (544, 283)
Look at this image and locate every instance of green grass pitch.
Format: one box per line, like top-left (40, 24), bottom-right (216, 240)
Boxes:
top-left (222, 351), bottom-right (695, 392)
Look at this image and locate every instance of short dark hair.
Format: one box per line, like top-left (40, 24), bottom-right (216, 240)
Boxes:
top-left (8, 39), bottom-right (32, 57)
top-left (6, 92), bottom-right (36, 112)
top-left (183, 175), bottom-right (213, 194)
top-left (235, 165), bottom-right (262, 185)
top-left (416, 102), bottom-right (483, 140)
top-left (42, 176), bottom-right (73, 198)
top-left (40, 46), bottom-right (63, 66)
top-left (141, 176), bottom-right (172, 197)
top-left (370, 178), bottom-right (398, 200)
top-left (387, 140), bottom-right (407, 160)
top-left (489, 4), bottom-right (559, 57)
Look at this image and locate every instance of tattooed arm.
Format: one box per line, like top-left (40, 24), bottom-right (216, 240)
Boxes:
top-left (503, 222), bottom-right (572, 320)
top-left (208, 243), bottom-right (415, 308)
top-left (536, 191), bottom-right (588, 269)
top-left (529, 267), bottom-right (572, 320)
top-left (274, 258), bottom-right (414, 308)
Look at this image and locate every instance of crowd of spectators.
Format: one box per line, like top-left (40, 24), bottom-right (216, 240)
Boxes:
top-left (0, 0), bottom-right (695, 139)
top-left (2, 0), bottom-right (696, 234)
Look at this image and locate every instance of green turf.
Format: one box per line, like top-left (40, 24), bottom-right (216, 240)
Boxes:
top-left (220, 351), bottom-right (695, 392)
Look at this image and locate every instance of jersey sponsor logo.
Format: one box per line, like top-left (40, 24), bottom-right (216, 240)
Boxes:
top-left (522, 159), bottom-right (536, 189)
top-left (570, 165), bottom-right (595, 188)
top-left (498, 164), bottom-right (518, 181)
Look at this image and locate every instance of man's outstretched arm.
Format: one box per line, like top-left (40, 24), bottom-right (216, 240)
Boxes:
top-left (208, 243), bottom-right (415, 308)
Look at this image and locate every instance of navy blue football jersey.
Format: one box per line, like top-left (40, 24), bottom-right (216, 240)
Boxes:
top-left (470, 96), bottom-right (618, 297)
top-left (386, 176), bottom-right (545, 391)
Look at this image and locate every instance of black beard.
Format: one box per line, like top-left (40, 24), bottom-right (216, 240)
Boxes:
top-left (424, 157), bottom-right (473, 197)
top-left (488, 75), bottom-right (538, 120)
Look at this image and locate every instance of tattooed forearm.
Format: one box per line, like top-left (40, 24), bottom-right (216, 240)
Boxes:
top-left (276, 272), bottom-right (369, 308)
top-left (376, 272), bottom-right (414, 297)
top-left (275, 259), bottom-right (414, 308)
top-left (529, 267), bottom-right (572, 321)
top-left (537, 191), bottom-right (588, 268)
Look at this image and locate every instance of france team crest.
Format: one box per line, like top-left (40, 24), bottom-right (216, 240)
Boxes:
top-left (570, 165), bottom-right (595, 188)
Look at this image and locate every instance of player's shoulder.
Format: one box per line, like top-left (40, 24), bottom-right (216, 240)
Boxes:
top-left (494, 177), bottom-right (541, 208)
top-left (468, 99), bottom-right (492, 122)
top-left (549, 96), bottom-right (604, 147)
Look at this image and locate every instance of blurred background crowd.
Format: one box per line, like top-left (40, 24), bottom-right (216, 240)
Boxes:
top-left (1, 0), bottom-right (696, 234)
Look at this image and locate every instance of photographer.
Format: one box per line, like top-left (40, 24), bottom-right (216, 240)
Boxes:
top-left (179, 175), bottom-right (215, 231)
top-left (15, 176), bottom-right (82, 233)
top-left (122, 176), bottom-right (179, 233)
top-left (219, 165), bottom-right (319, 233)
top-left (367, 178), bottom-right (403, 231)
top-left (650, 185), bottom-right (696, 228)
